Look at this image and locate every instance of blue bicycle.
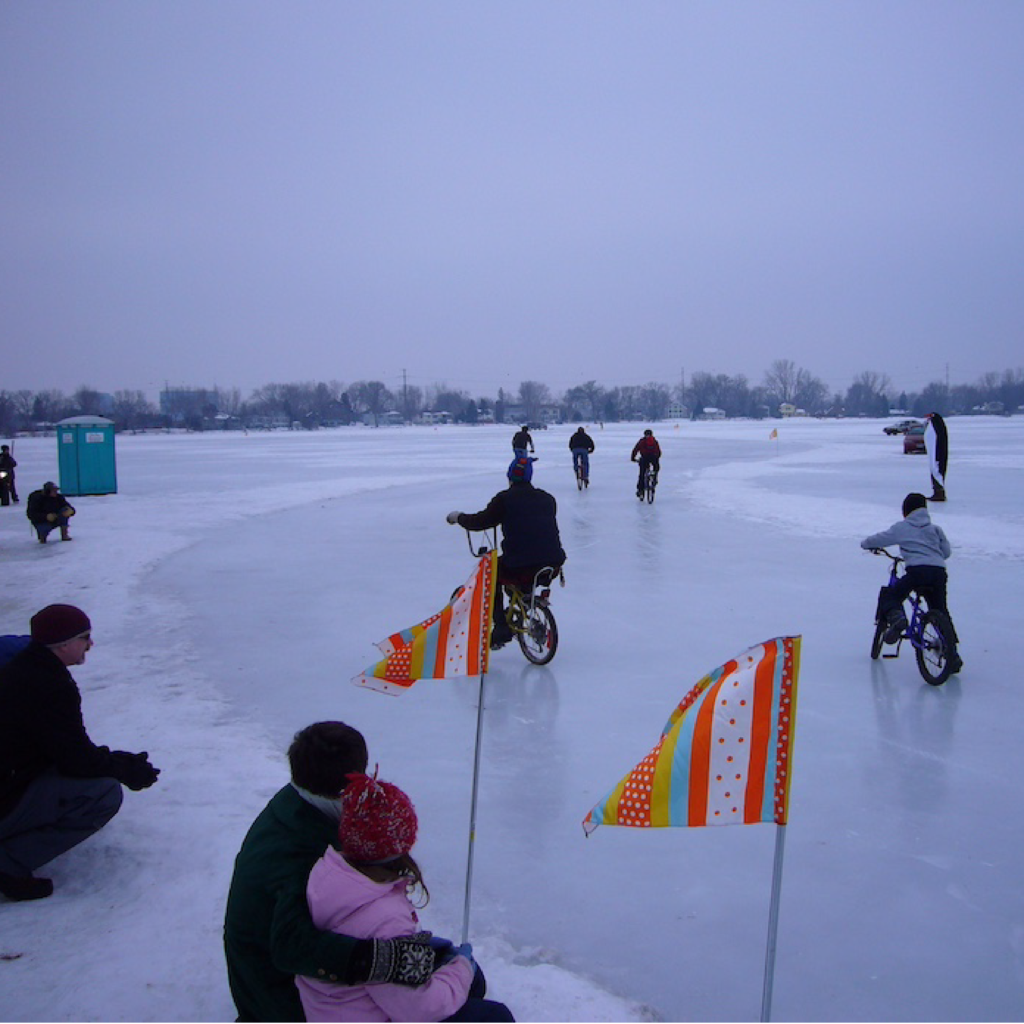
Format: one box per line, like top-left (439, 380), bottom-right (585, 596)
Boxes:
top-left (868, 549), bottom-right (955, 686)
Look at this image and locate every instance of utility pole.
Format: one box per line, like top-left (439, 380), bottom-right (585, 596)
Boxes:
top-left (402, 368), bottom-right (408, 420)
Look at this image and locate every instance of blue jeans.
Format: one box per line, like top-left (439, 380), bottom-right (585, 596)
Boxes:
top-left (0, 769), bottom-right (123, 876)
top-left (571, 448), bottom-right (590, 478)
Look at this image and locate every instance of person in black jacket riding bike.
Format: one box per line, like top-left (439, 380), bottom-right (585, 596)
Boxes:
top-left (447, 456), bottom-right (566, 648)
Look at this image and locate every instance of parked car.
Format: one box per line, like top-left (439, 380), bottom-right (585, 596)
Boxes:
top-left (884, 419), bottom-right (922, 436)
top-left (904, 423), bottom-right (927, 454)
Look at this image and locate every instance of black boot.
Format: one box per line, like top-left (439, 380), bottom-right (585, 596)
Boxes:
top-left (884, 610), bottom-right (908, 644)
top-left (0, 871), bottom-right (54, 901)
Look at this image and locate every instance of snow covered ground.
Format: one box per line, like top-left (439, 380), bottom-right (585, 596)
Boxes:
top-left (1, 417), bottom-right (1022, 1022)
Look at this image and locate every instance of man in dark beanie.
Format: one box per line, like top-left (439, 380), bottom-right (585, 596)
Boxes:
top-left (447, 455), bottom-right (566, 649)
top-left (224, 722), bottom-right (439, 1022)
top-left (0, 604), bottom-right (160, 901)
top-left (26, 481), bottom-right (76, 543)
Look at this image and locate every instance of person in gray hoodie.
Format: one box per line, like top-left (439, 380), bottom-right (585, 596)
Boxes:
top-left (861, 492), bottom-right (961, 673)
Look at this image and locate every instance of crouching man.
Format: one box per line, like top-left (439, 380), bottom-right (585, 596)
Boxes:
top-left (0, 604), bottom-right (160, 901)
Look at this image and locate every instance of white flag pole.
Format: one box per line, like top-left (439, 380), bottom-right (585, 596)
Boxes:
top-left (460, 669), bottom-right (487, 944)
top-left (760, 823), bottom-right (788, 1022)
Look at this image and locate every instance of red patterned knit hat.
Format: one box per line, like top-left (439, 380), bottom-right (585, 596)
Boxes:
top-left (339, 771), bottom-right (418, 864)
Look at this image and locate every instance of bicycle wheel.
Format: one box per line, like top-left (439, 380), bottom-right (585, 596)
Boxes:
top-left (518, 603), bottom-right (558, 665)
top-left (915, 610), bottom-right (952, 686)
top-left (645, 468), bottom-right (657, 503)
top-left (870, 618), bottom-right (886, 659)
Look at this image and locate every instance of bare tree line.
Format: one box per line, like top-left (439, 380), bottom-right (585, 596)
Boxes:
top-left (1, 362), bottom-right (1022, 434)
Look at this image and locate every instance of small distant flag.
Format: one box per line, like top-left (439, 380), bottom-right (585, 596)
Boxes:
top-left (353, 552), bottom-right (497, 695)
top-left (583, 637), bottom-right (800, 833)
top-left (770, 428), bottom-right (778, 440)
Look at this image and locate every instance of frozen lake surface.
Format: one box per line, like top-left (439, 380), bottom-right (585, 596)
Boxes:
top-left (2, 417), bottom-right (1023, 1021)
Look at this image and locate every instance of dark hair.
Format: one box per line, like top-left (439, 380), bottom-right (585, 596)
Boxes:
top-left (288, 721), bottom-right (368, 797)
top-left (902, 492), bottom-right (928, 517)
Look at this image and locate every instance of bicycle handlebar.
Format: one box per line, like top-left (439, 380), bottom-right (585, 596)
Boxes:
top-left (867, 547), bottom-right (904, 564)
top-left (459, 525), bottom-right (496, 557)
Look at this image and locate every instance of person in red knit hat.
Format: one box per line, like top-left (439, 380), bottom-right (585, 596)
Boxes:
top-left (297, 771), bottom-right (514, 1023)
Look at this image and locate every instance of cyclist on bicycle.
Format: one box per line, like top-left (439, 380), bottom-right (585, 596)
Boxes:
top-left (447, 456), bottom-right (566, 649)
top-left (630, 429), bottom-right (661, 498)
top-left (860, 492), bottom-right (961, 672)
top-left (511, 425), bottom-right (535, 457)
top-left (568, 426), bottom-right (595, 485)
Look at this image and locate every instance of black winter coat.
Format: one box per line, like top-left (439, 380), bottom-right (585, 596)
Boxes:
top-left (457, 482), bottom-right (566, 570)
top-left (26, 489), bottom-right (74, 526)
top-left (0, 642), bottom-right (122, 816)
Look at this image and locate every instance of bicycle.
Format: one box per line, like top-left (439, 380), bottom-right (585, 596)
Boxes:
top-left (867, 548), bottom-right (955, 686)
top-left (636, 461), bottom-right (657, 503)
top-left (573, 451), bottom-right (589, 490)
top-left (456, 529), bottom-right (562, 665)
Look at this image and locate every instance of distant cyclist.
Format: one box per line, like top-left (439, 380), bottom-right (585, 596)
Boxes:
top-left (511, 425), bottom-right (535, 457)
top-left (630, 429), bottom-right (661, 498)
top-left (568, 427), bottom-right (595, 486)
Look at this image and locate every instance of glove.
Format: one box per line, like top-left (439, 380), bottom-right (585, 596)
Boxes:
top-left (46, 513), bottom-right (57, 522)
top-left (429, 936), bottom-right (456, 964)
top-left (350, 932), bottom-right (436, 986)
top-left (446, 511), bottom-right (462, 525)
top-left (112, 750), bottom-right (161, 791)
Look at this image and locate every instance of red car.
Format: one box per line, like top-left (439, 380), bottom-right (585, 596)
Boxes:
top-left (903, 423), bottom-right (926, 454)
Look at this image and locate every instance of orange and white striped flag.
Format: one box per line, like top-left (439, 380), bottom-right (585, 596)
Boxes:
top-left (583, 637), bottom-right (800, 832)
top-left (353, 552), bottom-right (497, 696)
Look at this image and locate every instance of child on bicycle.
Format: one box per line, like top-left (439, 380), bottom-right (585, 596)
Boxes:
top-left (860, 492), bottom-right (961, 673)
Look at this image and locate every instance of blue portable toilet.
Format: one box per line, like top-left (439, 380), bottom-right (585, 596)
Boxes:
top-left (57, 416), bottom-right (118, 496)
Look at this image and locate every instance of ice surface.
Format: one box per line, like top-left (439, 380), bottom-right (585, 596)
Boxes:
top-left (1, 417), bottom-right (1022, 1021)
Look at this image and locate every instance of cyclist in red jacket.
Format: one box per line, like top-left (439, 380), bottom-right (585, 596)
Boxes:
top-left (630, 429), bottom-right (661, 498)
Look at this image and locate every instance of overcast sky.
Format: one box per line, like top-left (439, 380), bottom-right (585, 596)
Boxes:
top-left (2, 2), bottom-right (1022, 403)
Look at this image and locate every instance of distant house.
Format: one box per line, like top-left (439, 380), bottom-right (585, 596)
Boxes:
top-left (701, 407), bottom-right (726, 420)
top-left (420, 411), bottom-right (453, 425)
top-left (363, 410), bottom-right (405, 427)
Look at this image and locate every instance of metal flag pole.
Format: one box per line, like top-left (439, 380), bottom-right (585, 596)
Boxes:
top-left (760, 823), bottom-right (788, 1022)
top-left (460, 530), bottom-right (497, 945)
top-left (460, 669), bottom-right (487, 944)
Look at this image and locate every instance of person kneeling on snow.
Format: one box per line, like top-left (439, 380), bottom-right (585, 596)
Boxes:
top-left (26, 481), bottom-right (75, 543)
top-left (860, 492), bottom-right (962, 674)
top-left (297, 771), bottom-right (514, 1022)
top-left (224, 722), bottom-right (447, 1023)
top-left (0, 604), bottom-right (161, 902)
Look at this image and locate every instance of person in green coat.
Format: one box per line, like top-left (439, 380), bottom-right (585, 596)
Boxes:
top-left (224, 722), bottom-right (437, 1021)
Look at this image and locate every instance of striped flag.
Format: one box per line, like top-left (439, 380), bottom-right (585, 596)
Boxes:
top-left (770, 428), bottom-right (778, 440)
top-left (353, 552), bottom-right (497, 695)
top-left (583, 636), bottom-right (800, 833)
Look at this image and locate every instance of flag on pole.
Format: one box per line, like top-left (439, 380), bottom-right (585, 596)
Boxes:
top-left (769, 428), bottom-right (778, 440)
top-left (353, 552), bottom-right (497, 695)
top-left (583, 636), bottom-right (800, 833)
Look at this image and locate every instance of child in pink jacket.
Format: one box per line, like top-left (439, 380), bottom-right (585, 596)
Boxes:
top-left (296, 772), bottom-right (513, 1023)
